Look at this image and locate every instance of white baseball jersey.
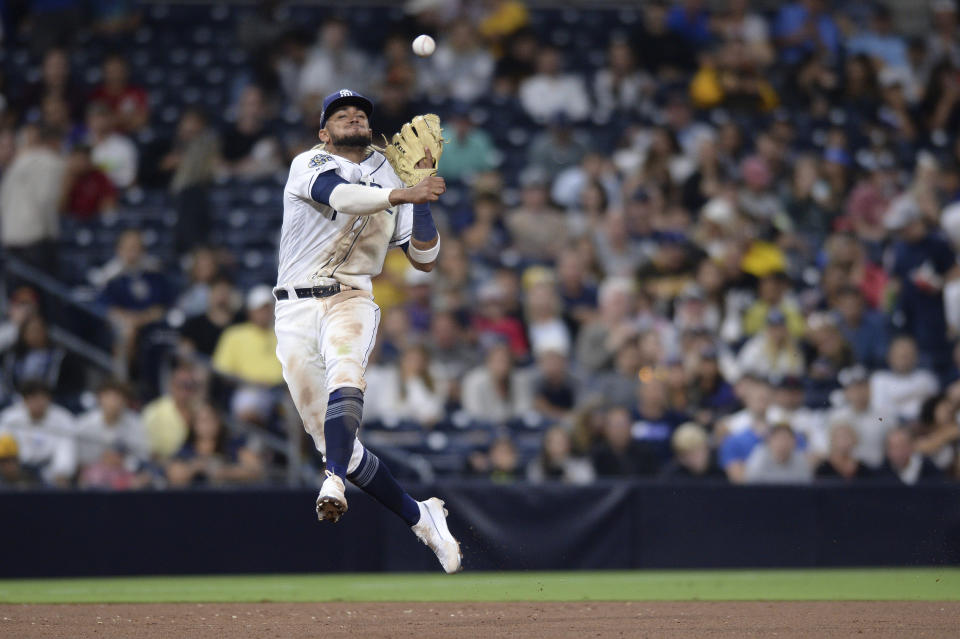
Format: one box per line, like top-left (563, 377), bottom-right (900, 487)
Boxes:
top-left (277, 147), bottom-right (413, 292)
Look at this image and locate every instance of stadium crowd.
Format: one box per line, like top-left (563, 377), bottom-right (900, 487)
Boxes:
top-left (2, 0), bottom-right (960, 489)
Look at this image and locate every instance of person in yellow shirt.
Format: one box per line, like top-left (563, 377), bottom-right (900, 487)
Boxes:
top-left (212, 285), bottom-right (284, 424)
top-left (142, 363), bottom-right (200, 460)
top-left (742, 271), bottom-right (806, 338)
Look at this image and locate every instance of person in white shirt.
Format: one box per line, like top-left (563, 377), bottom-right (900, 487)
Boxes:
top-left (519, 46), bottom-right (590, 124)
top-left (870, 335), bottom-right (938, 422)
top-left (0, 381), bottom-right (77, 486)
top-left (828, 365), bottom-right (895, 467)
top-left (736, 309), bottom-right (805, 380)
top-left (75, 379), bottom-right (149, 468)
top-left (364, 344), bottom-right (448, 428)
top-left (86, 102), bottom-right (137, 189)
top-left (0, 125), bottom-right (66, 272)
top-left (744, 423), bottom-right (813, 485)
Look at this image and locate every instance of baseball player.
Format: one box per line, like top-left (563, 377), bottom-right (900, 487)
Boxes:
top-left (274, 89), bottom-right (461, 573)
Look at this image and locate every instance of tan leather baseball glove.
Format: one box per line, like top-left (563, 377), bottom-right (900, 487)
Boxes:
top-left (381, 114), bottom-right (444, 186)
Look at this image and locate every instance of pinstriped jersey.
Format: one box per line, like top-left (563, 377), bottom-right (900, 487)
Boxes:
top-left (277, 148), bottom-right (413, 292)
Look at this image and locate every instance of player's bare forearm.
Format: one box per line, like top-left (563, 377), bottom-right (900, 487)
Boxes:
top-left (407, 236), bottom-right (438, 272)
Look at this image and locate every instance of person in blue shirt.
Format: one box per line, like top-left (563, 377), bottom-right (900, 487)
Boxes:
top-left (887, 199), bottom-right (956, 376)
top-left (833, 285), bottom-right (889, 370)
top-left (846, 5), bottom-right (909, 71)
top-left (774, 0), bottom-right (842, 66)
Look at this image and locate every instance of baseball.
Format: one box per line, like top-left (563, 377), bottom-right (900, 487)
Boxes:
top-left (412, 34), bottom-right (436, 57)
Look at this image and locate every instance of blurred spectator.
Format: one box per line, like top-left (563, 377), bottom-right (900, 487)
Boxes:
top-left (878, 427), bottom-right (943, 485)
top-left (519, 46), bottom-right (590, 123)
top-left (78, 443), bottom-right (152, 491)
top-left (84, 102), bottom-right (137, 189)
top-left (743, 423), bottom-right (813, 485)
top-left (659, 421), bottom-right (725, 480)
top-left (176, 247), bottom-right (223, 319)
top-left (714, 0), bottom-right (774, 66)
top-left (591, 406), bottom-right (660, 477)
top-left (719, 377), bottom-right (774, 482)
top-left (588, 338), bottom-right (641, 410)
top-left (372, 81), bottom-right (420, 142)
top-left (165, 403), bottom-right (264, 487)
top-left (575, 277), bottom-right (638, 374)
top-left (426, 310), bottom-right (478, 384)
top-left (143, 363), bottom-right (201, 460)
top-left (742, 272), bottom-right (805, 339)
top-left (829, 365), bottom-right (894, 468)
top-left (0, 381), bottom-right (77, 486)
top-left (505, 169), bottom-right (568, 263)
top-left (887, 194), bottom-right (955, 372)
top-left (97, 230), bottom-right (173, 375)
top-left (632, 378), bottom-right (689, 465)
top-left (846, 5), bottom-right (908, 71)
top-left (773, 0), bottom-right (841, 66)
top-left (870, 335), bottom-right (939, 423)
top-left (220, 86), bottom-right (282, 179)
top-left (17, 47), bottom-right (85, 124)
top-left (401, 267), bottom-right (434, 335)
top-left (0, 125), bottom-right (65, 272)
top-left (686, 345), bottom-right (737, 425)
top-left (75, 379), bottom-right (149, 469)
top-left (163, 108), bottom-right (221, 253)
top-left (634, 1), bottom-right (697, 77)
top-left (460, 342), bottom-right (532, 425)
top-left (815, 421), bottom-right (874, 482)
top-left (419, 19), bottom-right (493, 102)
top-left (179, 275), bottom-right (239, 358)
top-left (594, 38), bottom-right (654, 122)
top-left (523, 270), bottom-right (571, 356)
top-left (298, 17), bottom-right (371, 109)
top-left (61, 145), bottom-right (116, 220)
top-left (0, 432), bottom-right (40, 488)
top-left (468, 435), bottom-right (521, 483)
top-left (1, 314), bottom-right (84, 399)
top-left (527, 116), bottom-right (591, 177)
top-left (914, 394), bottom-right (959, 472)
top-left (526, 425), bottom-right (595, 484)
top-left (476, 0), bottom-right (529, 52)
top-left (212, 285), bottom-right (284, 424)
top-left (833, 285), bottom-right (889, 370)
top-left (530, 340), bottom-right (577, 423)
top-left (88, 53), bottom-right (149, 133)
top-left (471, 280), bottom-right (529, 361)
top-left (437, 105), bottom-right (499, 181)
top-left (736, 309), bottom-right (805, 380)
top-left (493, 27), bottom-right (539, 93)
top-left (365, 344), bottom-right (447, 428)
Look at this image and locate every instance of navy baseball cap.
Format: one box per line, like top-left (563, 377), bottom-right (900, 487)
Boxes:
top-left (319, 89), bottom-right (374, 129)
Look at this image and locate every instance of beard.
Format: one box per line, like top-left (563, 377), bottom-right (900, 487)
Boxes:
top-left (329, 129), bottom-right (372, 149)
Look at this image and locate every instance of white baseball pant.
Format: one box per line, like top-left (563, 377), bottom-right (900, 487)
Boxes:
top-left (274, 290), bottom-right (381, 473)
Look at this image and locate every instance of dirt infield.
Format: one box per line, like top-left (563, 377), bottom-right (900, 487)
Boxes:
top-left (3, 601), bottom-right (959, 638)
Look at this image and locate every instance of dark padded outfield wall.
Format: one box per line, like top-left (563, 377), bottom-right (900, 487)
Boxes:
top-left (2, 482), bottom-right (960, 577)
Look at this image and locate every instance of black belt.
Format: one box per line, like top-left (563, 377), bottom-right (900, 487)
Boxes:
top-left (274, 283), bottom-right (342, 300)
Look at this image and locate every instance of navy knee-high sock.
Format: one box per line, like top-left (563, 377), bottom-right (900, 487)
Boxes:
top-left (347, 448), bottom-right (421, 526)
top-left (323, 387), bottom-right (364, 479)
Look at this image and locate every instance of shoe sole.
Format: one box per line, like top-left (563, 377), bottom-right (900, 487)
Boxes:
top-left (316, 496), bottom-right (346, 523)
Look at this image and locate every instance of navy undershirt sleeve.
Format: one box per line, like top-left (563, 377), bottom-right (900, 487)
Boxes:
top-left (310, 171), bottom-right (351, 206)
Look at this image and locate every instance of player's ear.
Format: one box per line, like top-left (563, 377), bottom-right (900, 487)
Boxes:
top-left (318, 129), bottom-right (330, 143)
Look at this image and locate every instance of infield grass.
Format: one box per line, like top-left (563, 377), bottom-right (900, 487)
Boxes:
top-left (1, 569), bottom-right (958, 603)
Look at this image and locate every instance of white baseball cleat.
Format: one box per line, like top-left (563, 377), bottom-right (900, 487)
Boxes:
top-left (412, 497), bottom-right (463, 574)
top-left (316, 470), bottom-right (348, 523)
